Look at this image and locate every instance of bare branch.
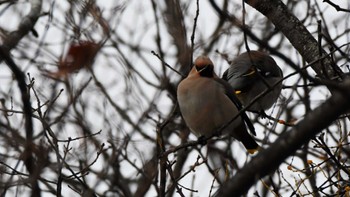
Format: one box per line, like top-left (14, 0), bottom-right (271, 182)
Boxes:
top-left (3, 0), bottom-right (42, 50)
top-left (215, 80), bottom-right (350, 196)
top-left (323, 0), bottom-right (350, 13)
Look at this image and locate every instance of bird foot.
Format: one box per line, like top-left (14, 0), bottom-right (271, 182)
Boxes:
top-left (197, 136), bottom-right (207, 145)
top-left (259, 110), bottom-right (268, 119)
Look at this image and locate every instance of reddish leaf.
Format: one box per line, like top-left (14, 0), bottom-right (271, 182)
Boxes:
top-left (51, 41), bottom-right (100, 77)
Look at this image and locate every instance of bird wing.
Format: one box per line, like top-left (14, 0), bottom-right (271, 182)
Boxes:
top-left (213, 78), bottom-right (256, 136)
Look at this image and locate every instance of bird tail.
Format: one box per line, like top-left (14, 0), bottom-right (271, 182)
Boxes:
top-left (234, 123), bottom-right (259, 154)
top-left (242, 137), bottom-right (259, 154)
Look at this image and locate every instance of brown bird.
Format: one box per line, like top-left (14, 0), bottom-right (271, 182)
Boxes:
top-left (177, 56), bottom-right (258, 154)
top-left (222, 51), bottom-right (283, 113)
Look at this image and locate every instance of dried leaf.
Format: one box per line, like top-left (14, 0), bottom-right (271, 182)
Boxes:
top-left (51, 41), bottom-right (100, 77)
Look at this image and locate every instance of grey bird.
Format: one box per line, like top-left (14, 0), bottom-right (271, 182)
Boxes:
top-left (222, 51), bottom-right (283, 114)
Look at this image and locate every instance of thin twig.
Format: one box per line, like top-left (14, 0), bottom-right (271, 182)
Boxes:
top-left (151, 50), bottom-right (186, 78)
top-left (323, 0), bottom-right (350, 13)
top-left (190, 0), bottom-right (200, 60)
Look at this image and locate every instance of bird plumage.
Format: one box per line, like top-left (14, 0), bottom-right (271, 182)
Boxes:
top-left (177, 56), bottom-right (258, 153)
top-left (222, 51), bottom-right (283, 113)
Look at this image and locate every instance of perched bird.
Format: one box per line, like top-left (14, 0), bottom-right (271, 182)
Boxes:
top-left (222, 51), bottom-right (283, 113)
top-left (177, 56), bottom-right (258, 154)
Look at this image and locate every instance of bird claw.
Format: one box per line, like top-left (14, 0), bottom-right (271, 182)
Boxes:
top-left (259, 110), bottom-right (268, 119)
top-left (250, 110), bottom-right (268, 118)
top-left (197, 136), bottom-right (207, 145)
